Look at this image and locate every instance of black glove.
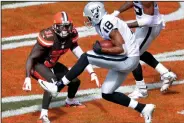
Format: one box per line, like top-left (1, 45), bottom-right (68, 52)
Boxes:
top-left (93, 40), bottom-right (102, 54)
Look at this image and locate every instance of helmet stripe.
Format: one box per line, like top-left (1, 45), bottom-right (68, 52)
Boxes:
top-left (62, 12), bottom-right (68, 22)
top-left (61, 12), bottom-right (65, 22)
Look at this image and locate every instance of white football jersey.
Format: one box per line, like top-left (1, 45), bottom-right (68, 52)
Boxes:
top-left (95, 14), bottom-right (139, 57)
top-left (133, 1), bottom-right (164, 26)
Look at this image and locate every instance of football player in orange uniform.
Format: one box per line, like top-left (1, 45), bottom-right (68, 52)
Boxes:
top-left (22, 11), bottom-right (99, 123)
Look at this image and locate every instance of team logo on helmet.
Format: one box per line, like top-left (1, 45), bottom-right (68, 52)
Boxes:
top-left (83, 2), bottom-right (107, 28)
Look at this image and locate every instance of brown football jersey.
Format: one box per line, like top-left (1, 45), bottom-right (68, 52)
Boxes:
top-left (36, 27), bottom-right (79, 68)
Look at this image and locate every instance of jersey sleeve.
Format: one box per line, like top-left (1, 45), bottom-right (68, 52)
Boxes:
top-left (37, 29), bottom-right (54, 48)
top-left (101, 15), bottom-right (119, 39)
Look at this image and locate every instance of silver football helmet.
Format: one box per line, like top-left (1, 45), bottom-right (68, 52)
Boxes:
top-left (83, 2), bottom-right (107, 27)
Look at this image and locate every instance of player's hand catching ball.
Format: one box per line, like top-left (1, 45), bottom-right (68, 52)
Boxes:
top-left (93, 40), bottom-right (102, 54)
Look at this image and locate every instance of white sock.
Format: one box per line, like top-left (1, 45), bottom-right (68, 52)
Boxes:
top-left (135, 80), bottom-right (147, 89)
top-left (40, 109), bottom-right (48, 117)
top-left (155, 63), bottom-right (169, 75)
top-left (128, 99), bottom-right (138, 109)
top-left (62, 76), bottom-right (70, 85)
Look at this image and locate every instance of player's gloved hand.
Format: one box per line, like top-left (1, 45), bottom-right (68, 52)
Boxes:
top-left (90, 72), bottom-right (101, 87)
top-left (93, 40), bottom-right (102, 54)
top-left (22, 77), bottom-right (32, 91)
top-left (111, 10), bottom-right (120, 17)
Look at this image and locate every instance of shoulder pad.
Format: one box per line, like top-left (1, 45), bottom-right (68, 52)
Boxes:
top-left (37, 29), bottom-right (54, 47)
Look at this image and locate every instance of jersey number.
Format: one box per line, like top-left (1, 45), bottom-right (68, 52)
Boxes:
top-left (44, 30), bottom-right (53, 38)
top-left (103, 21), bottom-right (113, 33)
top-left (134, 5), bottom-right (143, 16)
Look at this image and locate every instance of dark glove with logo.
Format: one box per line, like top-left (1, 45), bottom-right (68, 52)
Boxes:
top-left (93, 40), bottom-right (102, 54)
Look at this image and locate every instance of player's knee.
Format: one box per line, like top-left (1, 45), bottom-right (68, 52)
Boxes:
top-left (72, 78), bottom-right (81, 86)
top-left (101, 85), bottom-right (114, 95)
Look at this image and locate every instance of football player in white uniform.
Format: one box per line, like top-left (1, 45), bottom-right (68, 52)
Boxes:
top-left (38, 2), bottom-right (155, 123)
top-left (112, 1), bottom-right (177, 99)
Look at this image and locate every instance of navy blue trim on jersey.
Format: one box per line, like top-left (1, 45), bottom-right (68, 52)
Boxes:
top-left (98, 20), bottom-right (102, 33)
top-left (139, 27), bottom-right (152, 50)
top-left (86, 53), bottom-right (128, 61)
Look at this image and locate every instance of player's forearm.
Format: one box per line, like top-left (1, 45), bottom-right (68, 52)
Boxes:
top-left (26, 57), bottom-right (34, 77)
top-left (118, 2), bottom-right (134, 13)
top-left (25, 43), bottom-right (45, 77)
top-left (102, 47), bottom-right (124, 55)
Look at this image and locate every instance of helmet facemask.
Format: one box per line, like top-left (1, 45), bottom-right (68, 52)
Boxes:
top-left (83, 16), bottom-right (93, 28)
top-left (53, 22), bottom-right (73, 38)
top-left (53, 11), bottom-right (73, 38)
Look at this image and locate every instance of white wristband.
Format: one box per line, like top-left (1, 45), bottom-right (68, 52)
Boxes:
top-left (86, 64), bottom-right (94, 74)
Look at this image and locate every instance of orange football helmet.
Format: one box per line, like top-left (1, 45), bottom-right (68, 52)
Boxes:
top-left (53, 11), bottom-right (73, 38)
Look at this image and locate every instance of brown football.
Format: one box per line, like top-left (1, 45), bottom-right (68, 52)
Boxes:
top-left (99, 40), bottom-right (113, 48)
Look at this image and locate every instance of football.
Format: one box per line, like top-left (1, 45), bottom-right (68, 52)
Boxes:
top-left (99, 40), bottom-right (113, 48)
